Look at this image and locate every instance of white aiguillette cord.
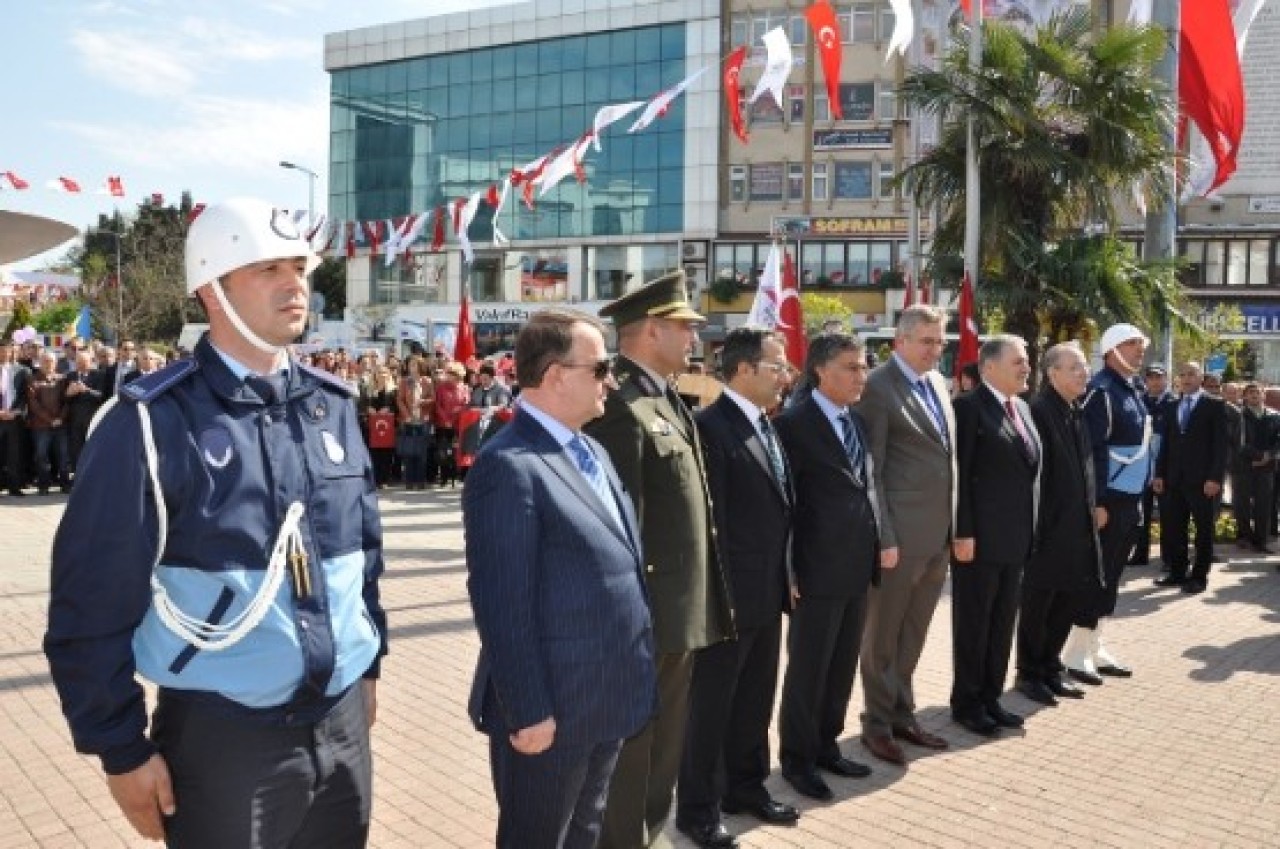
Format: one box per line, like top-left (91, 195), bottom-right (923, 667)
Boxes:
top-left (92, 395), bottom-right (305, 651)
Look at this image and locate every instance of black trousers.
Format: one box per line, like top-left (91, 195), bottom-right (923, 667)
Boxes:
top-left (1079, 496), bottom-right (1140, 627)
top-left (1016, 584), bottom-right (1091, 682)
top-left (949, 558), bottom-right (1022, 716)
top-left (779, 592), bottom-right (867, 770)
top-left (0, 417), bottom-right (24, 493)
top-left (154, 684), bottom-right (372, 849)
top-left (1162, 483), bottom-right (1217, 580)
top-left (1132, 487), bottom-right (1167, 564)
top-left (678, 619), bottom-right (782, 828)
top-left (491, 734), bottom-right (622, 849)
top-left (1235, 466), bottom-right (1274, 546)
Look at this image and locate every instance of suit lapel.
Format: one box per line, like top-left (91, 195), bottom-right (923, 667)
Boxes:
top-left (892, 364), bottom-right (949, 448)
top-left (720, 396), bottom-right (789, 505)
top-left (517, 412), bottom-right (637, 554)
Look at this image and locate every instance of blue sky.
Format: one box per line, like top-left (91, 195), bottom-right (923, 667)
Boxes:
top-left (2, 0), bottom-right (512, 269)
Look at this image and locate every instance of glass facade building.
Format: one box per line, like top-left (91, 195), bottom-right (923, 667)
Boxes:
top-left (329, 23), bottom-right (690, 240)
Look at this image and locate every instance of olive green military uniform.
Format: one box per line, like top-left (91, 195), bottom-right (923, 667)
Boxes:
top-left (588, 274), bottom-right (735, 849)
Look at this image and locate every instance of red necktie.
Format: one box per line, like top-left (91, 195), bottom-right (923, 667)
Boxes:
top-left (1005, 399), bottom-right (1035, 457)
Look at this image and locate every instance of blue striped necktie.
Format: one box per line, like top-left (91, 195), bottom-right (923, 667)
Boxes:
top-left (568, 435), bottom-right (623, 531)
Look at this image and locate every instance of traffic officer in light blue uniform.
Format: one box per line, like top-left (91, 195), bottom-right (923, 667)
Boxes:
top-left (44, 197), bottom-right (388, 848)
top-left (1064, 323), bottom-right (1151, 685)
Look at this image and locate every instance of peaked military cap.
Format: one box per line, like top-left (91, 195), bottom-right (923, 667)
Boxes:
top-left (599, 270), bottom-right (705, 327)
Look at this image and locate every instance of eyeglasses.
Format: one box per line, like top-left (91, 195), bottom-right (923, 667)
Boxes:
top-left (559, 359), bottom-right (612, 380)
top-left (756, 361), bottom-right (789, 374)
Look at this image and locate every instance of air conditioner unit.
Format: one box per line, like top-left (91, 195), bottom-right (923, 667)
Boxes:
top-left (682, 241), bottom-right (707, 261)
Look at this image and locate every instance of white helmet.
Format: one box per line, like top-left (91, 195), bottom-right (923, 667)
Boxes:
top-left (1098, 323), bottom-right (1148, 356)
top-left (185, 197), bottom-right (320, 294)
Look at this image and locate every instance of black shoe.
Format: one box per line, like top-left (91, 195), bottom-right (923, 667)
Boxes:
top-left (1182, 577), bottom-right (1208, 594)
top-left (676, 820), bottom-right (738, 849)
top-left (6, 490), bottom-right (24, 497)
top-left (721, 797), bottom-right (799, 825)
top-left (1096, 662), bottom-right (1133, 678)
top-left (1047, 676), bottom-right (1085, 699)
top-left (1258, 544), bottom-right (1276, 555)
top-left (986, 702), bottom-right (1024, 728)
top-left (953, 710), bottom-right (999, 737)
top-left (1066, 667), bottom-right (1104, 686)
top-left (781, 767), bottom-right (833, 801)
top-left (37, 488), bottom-right (49, 495)
top-left (817, 755), bottom-right (872, 778)
top-left (1154, 574), bottom-right (1188, 587)
top-left (1015, 677), bottom-right (1057, 706)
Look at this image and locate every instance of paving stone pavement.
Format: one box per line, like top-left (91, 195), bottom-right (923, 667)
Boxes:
top-left (1, 489), bottom-right (1278, 848)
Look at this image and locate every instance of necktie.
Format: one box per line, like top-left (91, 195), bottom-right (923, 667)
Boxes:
top-left (915, 378), bottom-right (950, 447)
top-left (666, 386), bottom-right (693, 432)
top-left (246, 373), bottom-right (289, 407)
top-left (838, 412), bottom-right (866, 487)
top-left (1005, 399), bottom-right (1037, 462)
top-left (1179, 396), bottom-right (1193, 432)
top-left (568, 434), bottom-right (623, 531)
top-left (758, 413), bottom-right (788, 489)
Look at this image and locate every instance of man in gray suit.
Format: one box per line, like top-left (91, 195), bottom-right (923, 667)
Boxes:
top-left (855, 305), bottom-right (956, 765)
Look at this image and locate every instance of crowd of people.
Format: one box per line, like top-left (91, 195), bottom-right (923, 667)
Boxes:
top-left (32, 196), bottom-right (1276, 849)
top-left (0, 336), bottom-right (168, 495)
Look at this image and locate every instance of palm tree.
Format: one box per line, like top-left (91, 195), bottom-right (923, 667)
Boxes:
top-left (898, 7), bottom-right (1188, 366)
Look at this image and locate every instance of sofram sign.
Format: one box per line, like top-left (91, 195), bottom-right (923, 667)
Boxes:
top-left (1199, 304), bottom-right (1280, 335)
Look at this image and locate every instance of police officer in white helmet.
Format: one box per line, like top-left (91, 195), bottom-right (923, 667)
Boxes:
top-left (45, 197), bottom-right (388, 847)
top-left (1064, 323), bottom-right (1150, 685)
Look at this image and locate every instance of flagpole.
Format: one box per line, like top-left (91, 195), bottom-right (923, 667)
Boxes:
top-left (963, 0), bottom-right (984, 296)
top-left (1145, 0), bottom-right (1179, 373)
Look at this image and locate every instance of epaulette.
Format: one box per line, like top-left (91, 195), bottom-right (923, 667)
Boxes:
top-left (120, 359), bottom-right (199, 403)
top-left (297, 359), bottom-right (356, 397)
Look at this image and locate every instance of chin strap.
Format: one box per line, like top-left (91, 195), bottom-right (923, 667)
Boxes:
top-left (209, 279), bottom-right (288, 356)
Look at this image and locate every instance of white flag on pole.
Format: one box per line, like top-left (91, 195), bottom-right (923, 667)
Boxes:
top-left (750, 28), bottom-right (793, 110)
top-left (746, 244), bottom-right (783, 329)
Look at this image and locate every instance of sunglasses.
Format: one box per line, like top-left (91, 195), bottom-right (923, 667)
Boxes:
top-left (559, 358), bottom-right (612, 380)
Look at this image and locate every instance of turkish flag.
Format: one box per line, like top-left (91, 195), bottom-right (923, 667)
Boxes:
top-left (106, 176), bottom-right (125, 197)
top-left (805, 0), bottom-right (843, 120)
top-left (52, 177), bottom-right (82, 193)
top-left (724, 46), bottom-right (749, 144)
top-left (363, 220), bottom-right (382, 256)
top-left (367, 411), bottom-right (396, 449)
top-left (187, 202), bottom-right (207, 224)
top-left (1180, 0), bottom-right (1245, 193)
top-left (2, 171), bottom-right (29, 190)
top-left (780, 251), bottom-right (807, 369)
top-left (454, 289), bottom-right (476, 364)
top-left (902, 273), bottom-right (916, 309)
top-left (954, 273), bottom-right (980, 380)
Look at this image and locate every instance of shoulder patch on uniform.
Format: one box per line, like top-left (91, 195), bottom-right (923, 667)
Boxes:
top-left (120, 359), bottom-right (199, 403)
top-left (297, 360), bottom-right (355, 396)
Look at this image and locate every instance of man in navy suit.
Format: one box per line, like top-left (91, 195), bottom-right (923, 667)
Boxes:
top-left (463, 308), bottom-right (657, 849)
top-left (677, 328), bottom-right (796, 848)
top-left (774, 333), bottom-right (882, 800)
top-left (951, 335), bottom-right (1041, 736)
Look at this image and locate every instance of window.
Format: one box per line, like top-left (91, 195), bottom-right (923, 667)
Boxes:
top-left (813, 162), bottom-right (829, 201)
top-left (714, 243), bottom-right (770, 288)
top-left (787, 163), bottom-right (805, 202)
top-left (878, 83), bottom-right (897, 121)
top-left (1203, 240), bottom-right (1225, 287)
top-left (833, 162), bottom-right (873, 199)
top-left (1250, 239), bottom-right (1271, 287)
top-left (730, 166), bottom-right (747, 202)
top-left (880, 5), bottom-right (897, 42)
top-left (789, 15), bottom-right (808, 47)
top-left (813, 91), bottom-right (831, 122)
top-left (749, 94), bottom-right (785, 125)
top-left (870, 242), bottom-right (893, 284)
top-left (730, 15), bottom-right (749, 47)
top-left (750, 163), bottom-right (785, 201)
top-left (845, 3), bottom-right (876, 43)
top-left (789, 85), bottom-right (806, 122)
top-left (878, 162), bottom-right (896, 199)
top-left (1227, 241), bottom-right (1248, 286)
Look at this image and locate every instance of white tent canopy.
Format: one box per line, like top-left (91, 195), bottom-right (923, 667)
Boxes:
top-left (0, 210), bottom-right (78, 265)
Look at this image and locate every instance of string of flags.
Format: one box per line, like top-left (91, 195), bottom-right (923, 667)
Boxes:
top-left (5, 0), bottom-right (924, 266)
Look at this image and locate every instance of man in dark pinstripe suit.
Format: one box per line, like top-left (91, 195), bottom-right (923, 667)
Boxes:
top-left (464, 309), bottom-right (657, 849)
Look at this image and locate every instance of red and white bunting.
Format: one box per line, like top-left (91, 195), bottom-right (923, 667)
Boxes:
top-left (48, 177), bottom-right (83, 194)
top-left (629, 67), bottom-right (707, 133)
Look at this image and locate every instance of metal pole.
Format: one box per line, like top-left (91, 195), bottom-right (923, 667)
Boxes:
top-left (963, 0), bottom-right (984, 290)
top-left (114, 234), bottom-right (123, 344)
top-left (1144, 0), bottom-right (1179, 372)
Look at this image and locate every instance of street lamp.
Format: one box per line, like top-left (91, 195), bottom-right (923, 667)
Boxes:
top-left (279, 160), bottom-right (318, 226)
top-left (95, 229), bottom-right (124, 344)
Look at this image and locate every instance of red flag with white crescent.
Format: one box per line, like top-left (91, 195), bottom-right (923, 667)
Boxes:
top-left (454, 289), bottom-right (476, 364)
top-left (902, 273), bottom-right (915, 309)
top-left (805, 1), bottom-right (844, 120)
top-left (780, 251), bottom-right (807, 369)
top-left (724, 46), bottom-right (749, 144)
top-left (2, 171), bottom-right (29, 190)
top-left (431, 206), bottom-right (447, 252)
top-left (1180, 0), bottom-right (1245, 193)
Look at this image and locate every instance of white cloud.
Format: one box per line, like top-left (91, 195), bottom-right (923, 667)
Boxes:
top-left (176, 17), bottom-right (316, 63)
top-left (69, 29), bottom-right (197, 98)
top-left (52, 86), bottom-right (330, 191)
